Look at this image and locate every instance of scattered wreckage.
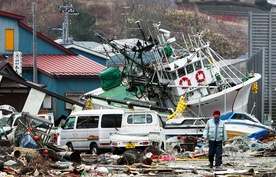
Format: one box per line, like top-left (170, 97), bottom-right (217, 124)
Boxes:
top-left (0, 111), bottom-right (274, 176)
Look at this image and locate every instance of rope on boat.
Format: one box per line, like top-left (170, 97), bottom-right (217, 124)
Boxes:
top-left (167, 96), bottom-right (187, 120)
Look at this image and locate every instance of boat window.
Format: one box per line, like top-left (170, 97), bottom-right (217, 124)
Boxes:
top-left (182, 119), bottom-right (194, 125)
top-left (231, 114), bottom-right (243, 120)
top-left (203, 58), bottom-right (211, 67)
top-left (160, 71), bottom-right (171, 80)
top-left (127, 114), bottom-right (153, 124)
top-left (177, 67), bottom-right (186, 78)
top-left (186, 64), bottom-right (194, 74)
top-left (101, 114), bottom-right (122, 128)
top-left (162, 71), bottom-right (172, 80)
top-left (194, 119), bottom-right (205, 125)
top-left (243, 114), bottom-right (259, 123)
top-left (170, 71), bottom-right (177, 80)
top-left (194, 61), bottom-right (202, 70)
top-left (159, 71), bottom-right (167, 80)
top-left (166, 71), bottom-right (171, 80)
top-left (231, 113), bottom-right (259, 123)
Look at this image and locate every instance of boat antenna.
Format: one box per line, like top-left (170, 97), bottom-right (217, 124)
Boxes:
top-left (250, 102), bottom-right (256, 115)
top-left (135, 21), bottom-right (147, 44)
top-left (187, 34), bottom-right (194, 51)
top-left (180, 32), bottom-right (189, 50)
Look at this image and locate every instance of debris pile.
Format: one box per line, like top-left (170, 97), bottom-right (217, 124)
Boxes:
top-left (0, 112), bottom-right (275, 176)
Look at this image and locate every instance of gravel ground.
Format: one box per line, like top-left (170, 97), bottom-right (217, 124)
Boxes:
top-left (163, 155), bottom-right (276, 177)
top-left (91, 154), bottom-right (276, 177)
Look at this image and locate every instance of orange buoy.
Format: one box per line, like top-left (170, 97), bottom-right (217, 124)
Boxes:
top-left (33, 136), bottom-right (40, 141)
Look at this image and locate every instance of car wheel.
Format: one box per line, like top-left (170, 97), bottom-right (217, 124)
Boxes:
top-left (173, 145), bottom-right (181, 153)
top-left (90, 144), bottom-right (99, 154)
top-left (161, 142), bottom-right (165, 150)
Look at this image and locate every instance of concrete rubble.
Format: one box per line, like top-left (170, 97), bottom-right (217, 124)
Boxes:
top-left (0, 113), bottom-right (275, 176)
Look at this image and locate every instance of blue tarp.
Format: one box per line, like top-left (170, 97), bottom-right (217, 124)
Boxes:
top-left (247, 129), bottom-right (268, 140)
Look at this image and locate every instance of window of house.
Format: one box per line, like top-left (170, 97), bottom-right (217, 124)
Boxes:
top-left (65, 92), bottom-right (84, 109)
top-left (5, 29), bottom-right (14, 51)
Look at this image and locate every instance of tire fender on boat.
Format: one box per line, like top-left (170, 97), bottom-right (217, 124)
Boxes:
top-left (179, 77), bottom-right (191, 89)
top-left (195, 70), bottom-right (206, 82)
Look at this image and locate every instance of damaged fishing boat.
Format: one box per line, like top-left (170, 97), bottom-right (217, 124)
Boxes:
top-left (165, 116), bottom-right (207, 138)
top-left (221, 112), bottom-right (275, 139)
top-left (164, 111), bottom-right (275, 139)
top-left (84, 22), bottom-right (261, 119)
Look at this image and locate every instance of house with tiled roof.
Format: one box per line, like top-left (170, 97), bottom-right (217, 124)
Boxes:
top-left (0, 10), bottom-right (106, 118)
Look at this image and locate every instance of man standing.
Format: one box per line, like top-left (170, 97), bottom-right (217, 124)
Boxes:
top-left (203, 109), bottom-right (227, 169)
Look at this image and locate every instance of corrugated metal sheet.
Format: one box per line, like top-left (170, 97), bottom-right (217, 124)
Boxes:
top-left (249, 11), bottom-right (276, 125)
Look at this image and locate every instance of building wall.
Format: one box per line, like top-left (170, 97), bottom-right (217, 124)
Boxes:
top-left (19, 27), bottom-right (68, 55)
top-left (248, 11), bottom-right (276, 125)
top-left (0, 16), bottom-right (20, 54)
top-left (23, 69), bottom-right (102, 118)
top-left (0, 92), bottom-right (28, 111)
top-left (0, 12), bottom-right (104, 120)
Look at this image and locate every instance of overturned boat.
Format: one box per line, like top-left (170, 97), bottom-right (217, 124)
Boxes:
top-left (165, 116), bottom-right (208, 138)
top-left (164, 112), bottom-right (275, 140)
top-left (84, 22), bottom-right (261, 120)
top-left (221, 112), bottom-right (275, 140)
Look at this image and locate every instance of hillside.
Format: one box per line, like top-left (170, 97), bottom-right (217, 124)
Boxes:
top-left (0, 0), bottom-right (265, 59)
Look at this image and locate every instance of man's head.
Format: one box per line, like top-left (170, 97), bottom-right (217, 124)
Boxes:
top-left (213, 109), bottom-right (220, 119)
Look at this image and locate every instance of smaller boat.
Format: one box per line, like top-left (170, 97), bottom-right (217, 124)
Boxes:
top-left (165, 117), bottom-right (208, 138)
top-left (164, 112), bottom-right (275, 140)
top-left (221, 112), bottom-right (275, 140)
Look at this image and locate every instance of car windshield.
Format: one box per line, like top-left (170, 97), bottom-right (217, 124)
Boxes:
top-left (63, 117), bottom-right (76, 129)
top-left (0, 117), bottom-right (11, 127)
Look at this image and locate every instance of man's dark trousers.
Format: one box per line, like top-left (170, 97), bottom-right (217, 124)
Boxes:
top-left (208, 140), bottom-right (223, 167)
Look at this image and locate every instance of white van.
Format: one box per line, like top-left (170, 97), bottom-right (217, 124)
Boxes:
top-left (59, 109), bottom-right (124, 154)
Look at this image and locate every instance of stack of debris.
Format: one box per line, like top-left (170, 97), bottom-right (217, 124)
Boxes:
top-left (0, 112), bottom-right (275, 176)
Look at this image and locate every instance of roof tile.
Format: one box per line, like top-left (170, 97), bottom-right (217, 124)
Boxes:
top-left (22, 55), bottom-right (106, 78)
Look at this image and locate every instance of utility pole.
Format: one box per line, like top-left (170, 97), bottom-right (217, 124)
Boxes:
top-left (122, 7), bottom-right (130, 39)
top-left (32, 2), bottom-right (37, 83)
top-left (57, 4), bottom-right (78, 44)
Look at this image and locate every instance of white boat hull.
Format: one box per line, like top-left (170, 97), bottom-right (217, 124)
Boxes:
top-left (186, 73), bottom-right (261, 117)
top-left (165, 126), bottom-right (205, 138)
top-left (89, 73), bottom-right (261, 121)
top-left (224, 121), bottom-right (274, 140)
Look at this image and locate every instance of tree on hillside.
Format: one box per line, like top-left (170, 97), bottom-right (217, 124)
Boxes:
top-left (69, 10), bottom-right (96, 41)
top-left (0, 0), bottom-right (248, 58)
top-left (255, 0), bottom-right (267, 7)
top-left (255, 0), bottom-right (272, 10)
